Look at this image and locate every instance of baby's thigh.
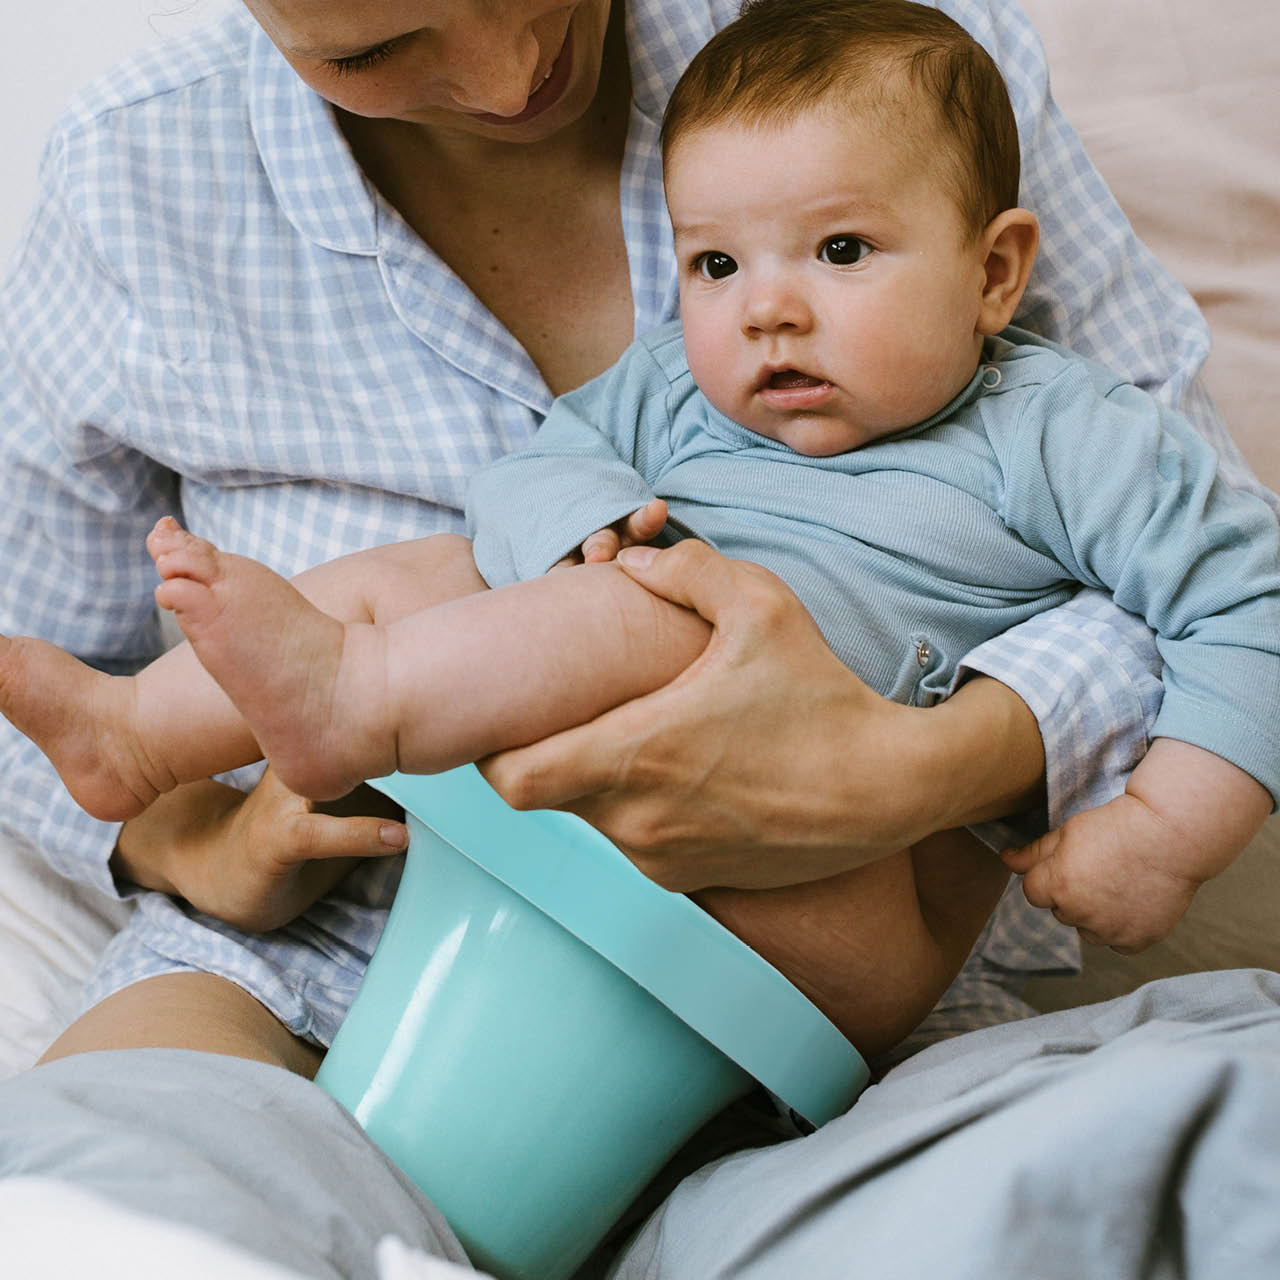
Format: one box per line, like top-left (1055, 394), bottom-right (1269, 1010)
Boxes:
top-left (694, 833), bottom-right (1008, 1059)
top-left (292, 533), bottom-right (488, 624)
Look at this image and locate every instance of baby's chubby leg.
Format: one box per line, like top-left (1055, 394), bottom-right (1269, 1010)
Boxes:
top-left (0, 523), bottom-right (490, 821)
top-left (135, 521), bottom-right (498, 802)
top-left (151, 522), bottom-right (712, 802)
top-left (695, 830), bottom-right (1010, 1057)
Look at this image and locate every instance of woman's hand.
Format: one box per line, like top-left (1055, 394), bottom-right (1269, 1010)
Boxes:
top-left (479, 540), bottom-right (1045, 892)
top-left (110, 768), bottom-right (408, 933)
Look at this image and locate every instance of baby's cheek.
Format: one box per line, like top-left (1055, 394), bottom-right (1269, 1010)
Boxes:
top-left (681, 316), bottom-right (737, 410)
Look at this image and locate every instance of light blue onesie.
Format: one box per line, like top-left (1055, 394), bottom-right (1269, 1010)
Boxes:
top-left (469, 322), bottom-right (1280, 802)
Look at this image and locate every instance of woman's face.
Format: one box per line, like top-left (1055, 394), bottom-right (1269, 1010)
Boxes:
top-left (243, 0), bottom-right (615, 142)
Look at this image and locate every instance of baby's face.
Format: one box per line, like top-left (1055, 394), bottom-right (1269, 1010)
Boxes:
top-left (665, 107), bottom-right (991, 456)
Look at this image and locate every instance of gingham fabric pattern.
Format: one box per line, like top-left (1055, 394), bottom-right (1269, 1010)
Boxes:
top-left (0, 0), bottom-right (1269, 1045)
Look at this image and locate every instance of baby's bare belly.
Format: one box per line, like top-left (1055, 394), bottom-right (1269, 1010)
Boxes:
top-left (694, 832), bottom-right (1009, 1060)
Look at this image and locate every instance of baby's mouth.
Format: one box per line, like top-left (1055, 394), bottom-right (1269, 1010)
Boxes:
top-left (756, 367), bottom-right (835, 411)
top-left (766, 369), bottom-right (826, 390)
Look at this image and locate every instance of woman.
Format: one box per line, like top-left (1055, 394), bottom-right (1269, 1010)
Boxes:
top-left (0, 0), bottom-right (1263, 1267)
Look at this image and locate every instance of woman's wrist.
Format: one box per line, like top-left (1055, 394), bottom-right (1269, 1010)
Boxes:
top-left (912, 675), bottom-right (1046, 832)
top-left (110, 780), bottom-right (241, 897)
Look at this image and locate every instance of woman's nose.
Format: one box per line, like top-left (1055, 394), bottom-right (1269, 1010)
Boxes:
top-left (741, 275), bottom-right (813, 336)
top-left (439, 12), bottom-right (541, 116)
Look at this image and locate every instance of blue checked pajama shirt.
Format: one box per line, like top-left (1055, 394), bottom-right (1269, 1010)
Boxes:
top-left (1, 0), bottom-right (1272, 1048)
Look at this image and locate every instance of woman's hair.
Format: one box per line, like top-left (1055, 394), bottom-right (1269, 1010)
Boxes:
top-left (661, 0), bottom-right (1021, 238)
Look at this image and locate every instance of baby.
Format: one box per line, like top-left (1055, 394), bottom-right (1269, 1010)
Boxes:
top-left (3, 0), bottom-right (1278, 1054)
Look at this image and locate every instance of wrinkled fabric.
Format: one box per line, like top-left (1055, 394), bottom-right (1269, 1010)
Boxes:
top-left (611, 969), bottom-right (1280, 1279)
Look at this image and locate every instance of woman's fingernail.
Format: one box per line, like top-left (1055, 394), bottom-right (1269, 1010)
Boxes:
top-left (380, 823), bottom-right (408, 848)
top-left (617, 545), bottom-right (658, 568)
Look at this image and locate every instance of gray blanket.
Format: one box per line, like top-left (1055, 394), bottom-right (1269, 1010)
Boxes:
top-left (613, 968), bottom-right (1280, 1278)
top-left (3, 969), bottom-right (1278, 1279)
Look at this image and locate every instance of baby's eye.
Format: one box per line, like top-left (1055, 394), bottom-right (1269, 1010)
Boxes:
top-left (819, 235), bottom-right (872, 266)
top-left (695, 252), bottom-right (738, 281)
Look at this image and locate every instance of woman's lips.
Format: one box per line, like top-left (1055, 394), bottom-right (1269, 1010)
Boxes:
top-left (468, 28), bottom-right (575, 126)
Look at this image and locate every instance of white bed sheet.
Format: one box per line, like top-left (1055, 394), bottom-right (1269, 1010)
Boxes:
top-left (0, 1179), bottom-right (487, 1280)
top-left (0, 828), bottom-right (130, 1078)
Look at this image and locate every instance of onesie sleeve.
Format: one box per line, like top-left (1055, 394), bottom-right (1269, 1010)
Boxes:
top-left (467, 335), bottom-right (677, 587)
top-left (1002, 367), bottom-right (1280, 804)
top-left (0, 131), bottom-right (181, 896)
top-left (935, 0), bottom-right (1274, 860)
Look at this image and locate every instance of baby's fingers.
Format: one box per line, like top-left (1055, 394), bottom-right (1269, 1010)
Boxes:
top-left (1001, 828), bottom-right (1061, 875)
top-left (1004, 834), bottom-right (1093, 923)
top-left (619, 498), bottom-right (668, 547)
top-left (581, 528), bottom-right (621, 563)
top-left (1018, 853), bottom-right (1146, 948)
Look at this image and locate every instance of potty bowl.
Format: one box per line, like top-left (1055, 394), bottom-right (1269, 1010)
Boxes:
top-left (316, 766), bottom-right (868, 1280)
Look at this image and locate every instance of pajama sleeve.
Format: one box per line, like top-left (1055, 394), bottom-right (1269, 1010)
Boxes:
top-left (0, 134), bottom-right (181, 896)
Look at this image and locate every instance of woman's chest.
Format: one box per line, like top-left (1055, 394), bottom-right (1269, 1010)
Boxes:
top-left (390, 173), bottom-right (637, 397)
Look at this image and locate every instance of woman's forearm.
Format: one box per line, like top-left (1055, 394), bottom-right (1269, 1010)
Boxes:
top-left (915, 675), bottom-right (1046, 831)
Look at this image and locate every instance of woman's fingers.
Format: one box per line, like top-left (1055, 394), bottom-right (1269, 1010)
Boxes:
top-left (477, 700), bottom-right (645, 814)
top-left (247, 773), bottom-right (407, 868)
top-left (615, 537), bottom-right (757, 623)
top-left (283, 808), bottom-right (409, 860)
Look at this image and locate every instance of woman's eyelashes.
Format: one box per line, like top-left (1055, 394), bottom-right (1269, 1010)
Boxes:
top-left (693, 251), bottom-right (738, 281)
top-left (323, 40), bottom-right (402, 77)
top-left (819, 235), bottom-right (872, 265)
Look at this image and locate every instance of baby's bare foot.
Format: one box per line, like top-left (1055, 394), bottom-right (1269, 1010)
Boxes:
top-left (149, 519), bottom-right (383, 800)
top-left (0, 634), bottom-right (174, 820)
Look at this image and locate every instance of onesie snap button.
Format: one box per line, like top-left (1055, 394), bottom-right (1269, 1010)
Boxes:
top-left (981, 366), bottom-right (1003, 389)
top-left (915, 639), bottom-right (932, 667)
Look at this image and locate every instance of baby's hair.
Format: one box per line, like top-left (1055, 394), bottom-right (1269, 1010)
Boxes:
top-left (661, 0), bottom-right (1021, 239)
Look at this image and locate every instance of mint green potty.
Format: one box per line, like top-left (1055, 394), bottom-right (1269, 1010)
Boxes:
top-left (316, 766), bottom-right (868, 1280)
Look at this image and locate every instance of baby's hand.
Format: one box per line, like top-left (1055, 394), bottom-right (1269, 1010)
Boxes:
top-left (1001, 795), bottom-right (1200, 952)
top-left (580, 498), bottom-right (669, 563)
top-left (1004, 740), bottom-right (1271, 953)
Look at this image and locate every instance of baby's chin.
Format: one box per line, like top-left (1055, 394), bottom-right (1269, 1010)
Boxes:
top-left (756, 416), bottom-right (893, 458)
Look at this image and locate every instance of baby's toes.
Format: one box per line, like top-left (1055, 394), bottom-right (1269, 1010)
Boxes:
top-left (145, 515), bottom-right (189, 560)
top-left (154, 573), bottom-right (217, 622)
top-left (153, 531), bottom-right (223, 585)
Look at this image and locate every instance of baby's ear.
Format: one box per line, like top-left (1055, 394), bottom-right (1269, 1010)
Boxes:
top-left (976, 209), bottom-right (1039, 335)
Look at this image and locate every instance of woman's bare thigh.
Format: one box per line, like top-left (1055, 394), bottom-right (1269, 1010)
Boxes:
top-left (38, 972), bottom-right (323, 1077)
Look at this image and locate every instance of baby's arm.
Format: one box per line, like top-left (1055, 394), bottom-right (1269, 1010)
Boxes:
top-left (1003, 739), bottom-right (1271, 951)
top-left (997, 365), bottom-right (1280, 950)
